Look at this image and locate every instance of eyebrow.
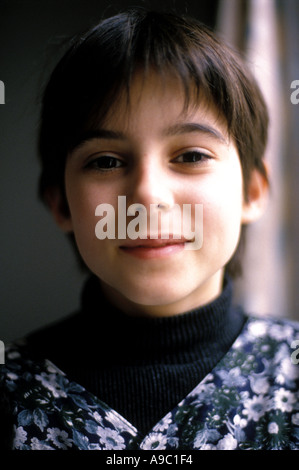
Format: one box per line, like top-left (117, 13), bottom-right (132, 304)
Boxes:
top-left (72, 129), bottom-right (125, 150)
top-left (72, 122), bottom-right (227, 152)
top-left (163, 122), bottom-right (227, 143)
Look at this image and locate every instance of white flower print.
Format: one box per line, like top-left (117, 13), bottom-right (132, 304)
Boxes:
top-left (47, 428), bottom-right (72, 449)
top-left (274, 345), bottom-right (299, 384)
top-left (7, 349), bottom-right (21, 360)
top-left (92, 411), bottom-right (104, 425)
top-left (201, 443), bottom-right (217, 449)
top-left (291, 413), bottom-right (299, 426)
top-left (13, 426), bottom-right (27, 448)
top-left (249, 376), bottom-right (269, 394)
top-left (217, 433), bottom-right (238, 450)
top-left (30, 437), bottom-right (55, 450)
top-left (219, 367), bottom-right (247, 388)
top-left (242, 395), bottom-right (272, 422)
top-left (7, 372), bottom-right (18, 381)
top-left (35, 372), bottom-right (67, 398)
top-left (248, 321), bottom-right (268, 338)
top-left (105, 410), bottom-right (137, 434)
top-left (190, 381), bottom-right (215, 397)
top-left (280, 357), bottom-right (299, 381)
top-left (97, 427), bottom-right (126, 450)
top-left (269, 324), bottom-right (293, 341)
top-left (233, 337), bottom-right (244, 349)
top-left (141, 432), bottom-right (168, 450)
top-left (233, 414), bottom-right (247, 429)
top-left (268, 422), bottom-right (279, 434)
top-left (155, 415), bottom-right (173, 432)
top-left (45, 361), bottom-right (65, 375)
top-left (274, 388), bottom-right (296, 413)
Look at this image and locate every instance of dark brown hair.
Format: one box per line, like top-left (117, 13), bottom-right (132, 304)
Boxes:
top-left (38, 9), bottom-right (269, 277)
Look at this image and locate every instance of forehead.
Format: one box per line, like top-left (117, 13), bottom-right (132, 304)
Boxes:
top-left (100, 70), bottom-right (228, 136)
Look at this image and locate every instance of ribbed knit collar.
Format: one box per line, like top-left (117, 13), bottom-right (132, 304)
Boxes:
top-left (80, 274), bottom-right (242, 366)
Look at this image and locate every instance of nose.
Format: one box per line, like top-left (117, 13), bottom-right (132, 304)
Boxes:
top-left (127, 156), bottom-right (175, 210)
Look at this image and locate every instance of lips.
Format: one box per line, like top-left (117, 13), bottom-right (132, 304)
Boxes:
top-left (119, 235), bottom-right (189, 249)
top-left (119, 236), bottom-right (189, 259)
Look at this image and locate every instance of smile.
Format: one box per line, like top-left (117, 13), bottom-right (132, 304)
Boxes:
top-left (119, 238), bottom-right (187, 259)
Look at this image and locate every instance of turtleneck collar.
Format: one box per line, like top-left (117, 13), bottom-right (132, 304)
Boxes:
top-left (80, 274), bottom-right (242, 366)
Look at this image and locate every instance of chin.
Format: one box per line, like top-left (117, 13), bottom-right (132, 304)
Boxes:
top-left (119, 282), bottom-right (189, 309)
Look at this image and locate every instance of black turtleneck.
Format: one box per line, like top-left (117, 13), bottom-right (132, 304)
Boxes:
top-left (27, 275), bottom-right (246, 435)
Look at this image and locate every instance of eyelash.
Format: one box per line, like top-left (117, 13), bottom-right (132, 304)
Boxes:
top-left (173, 151), bottom-right (212, 164)
top-left (84, 150), bottom-right (212, 172)
top-left (84, 155), bottom-right (124, 171)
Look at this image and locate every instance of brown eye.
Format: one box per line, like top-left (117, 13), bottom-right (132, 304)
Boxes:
top-left (175, 151), bottom-right (210, 163)
top-left (85, 155), bottom-right (124, 171)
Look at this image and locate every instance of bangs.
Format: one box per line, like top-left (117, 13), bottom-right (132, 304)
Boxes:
top-left (42, 12), bottom-right (236, 151)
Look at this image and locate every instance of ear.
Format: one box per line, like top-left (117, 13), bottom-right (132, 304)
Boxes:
top-left (241, 166), bottom-right (269, 225)
top-left (45, 187), bottom-right (73, 233)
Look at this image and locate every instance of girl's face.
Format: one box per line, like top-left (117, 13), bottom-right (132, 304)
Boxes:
top-left (60, 72), bottom-right (263, 317)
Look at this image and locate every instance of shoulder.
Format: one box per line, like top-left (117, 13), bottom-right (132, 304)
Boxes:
top-left (212, 314), bottom-right (299, 400)
top-left (190, 315), bottom-right (299, 449)
top-left (228, 315), bottom-right (299, 391)
top-left (234, 314), bottom-right (299, 366)
top-left (0, 338), bottom-right (67, 393)
top-left (240, 314), bottom-right (299, 351)
top-left (0, 340), bottom-right (76, 450)
top-left (0, 339), bottom-right (29, 384)
top-left (0, 340), bottom-right (34, 450)
top-left (0, 339), bottom-right (62, 404)
top-left (246, 314), bottom-right (299, 333)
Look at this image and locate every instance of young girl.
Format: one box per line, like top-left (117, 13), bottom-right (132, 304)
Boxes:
top-left (1, 9), bottom-right (298, 451)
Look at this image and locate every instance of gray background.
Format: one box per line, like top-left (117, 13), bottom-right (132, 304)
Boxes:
top-left (0, 0), bottom-right (219, 343)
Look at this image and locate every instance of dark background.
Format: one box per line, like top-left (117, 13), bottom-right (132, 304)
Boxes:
top-left (0, 0), bottom-right (220, 342)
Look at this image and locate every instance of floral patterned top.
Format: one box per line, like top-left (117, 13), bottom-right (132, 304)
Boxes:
top-left (1, 315), bottom-right (299, 450)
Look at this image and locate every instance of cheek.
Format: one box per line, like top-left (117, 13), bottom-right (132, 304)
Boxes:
top-left (195, 171), bottom-right (244, 249)
top-left (66, 179), bottom-right (115, 226)
top-left (65, 183), bottom-right (100, 250)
